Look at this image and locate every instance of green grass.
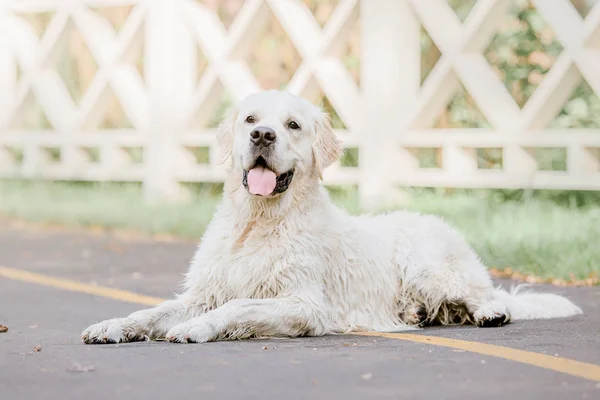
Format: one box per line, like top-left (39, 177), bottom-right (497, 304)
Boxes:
top-left (1, 180), bottom-right (599, 282)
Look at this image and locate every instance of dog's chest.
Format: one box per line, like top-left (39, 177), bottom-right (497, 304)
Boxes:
top-left (218, 227), bottom-right (297, 300)
top-left (196, 215), bottom-right (328, 307)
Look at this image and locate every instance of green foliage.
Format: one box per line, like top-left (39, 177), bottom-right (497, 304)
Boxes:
top-left (484, 0), bottom-right (563, 107)
top-left (1, 179), bottom-right (598, 281)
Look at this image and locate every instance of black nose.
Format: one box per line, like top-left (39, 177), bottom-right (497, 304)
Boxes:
top-left (250, 126), bottom-right (277, 147)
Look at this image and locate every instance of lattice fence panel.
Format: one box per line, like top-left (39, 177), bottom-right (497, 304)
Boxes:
top-left (400, 0), bottom-right (600, 191)
top-left (1, 0), bottom-right (599, 207)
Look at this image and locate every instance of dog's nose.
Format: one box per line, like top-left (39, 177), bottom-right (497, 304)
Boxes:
top-left (250, 126), bottom-right (277, 147)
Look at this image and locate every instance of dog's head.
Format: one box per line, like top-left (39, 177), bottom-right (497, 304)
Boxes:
top-left (218, 90), bottom-right (342, 198)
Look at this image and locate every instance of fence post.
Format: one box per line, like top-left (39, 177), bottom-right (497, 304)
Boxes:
top-left (144, 0), bottom-right (195, 202)
top-left (0, 3), bottom-right (14, 130)
top-left (359, 0), bottom-right (420, 210)
top-left (0, 3), bottom-right (14, 171)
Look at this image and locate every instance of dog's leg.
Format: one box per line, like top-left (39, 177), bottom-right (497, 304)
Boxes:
top-left (407, 255), bottom-right (510, 327)
top-left (462, 289), bottom-right (511, 327)
top-left (453, 264), bottom-right (511, 327)
top-left (82, 299), bottom-right (203, 344)
top-left (165, 298), bottom-right (329, 343)
top-left (431, 271), bottom-right (511, 328)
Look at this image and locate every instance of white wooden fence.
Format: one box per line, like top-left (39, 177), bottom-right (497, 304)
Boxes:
top-left (1, 0), bottom-right (599, 209)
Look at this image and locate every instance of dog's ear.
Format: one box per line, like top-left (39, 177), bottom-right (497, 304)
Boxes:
top-left (312, 110), bottom-right (343, 180)
top-left (216, 107), bottom-right (238, 165)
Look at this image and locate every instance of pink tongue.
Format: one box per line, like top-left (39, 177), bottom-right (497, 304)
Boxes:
top-left (247, 166), bottom-right (277, 196)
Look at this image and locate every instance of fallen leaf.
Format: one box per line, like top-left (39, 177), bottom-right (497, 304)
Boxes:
top-left (489, 267), bottom-right (599, 287)
top-left (104, 244), bottom-right (125, 254)
top-left (33, 345), bottom-right (42, 352)
top-left (68, 363), bottom-right (95, 373)
top-left (0, 325), bottom-right (8, 333)
top-left (131, 272), bottom-right (143, 279)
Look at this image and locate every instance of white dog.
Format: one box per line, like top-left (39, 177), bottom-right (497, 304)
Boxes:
top-left (82, 90), bottom-right (583, 344)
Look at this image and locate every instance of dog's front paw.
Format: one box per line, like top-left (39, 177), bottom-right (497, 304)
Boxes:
top-left (166, 316), bottom-right (220, 343)
top-left (474, 302), bottom-right (511, 328)
top-left (81, 318), bottom-right (144, 344)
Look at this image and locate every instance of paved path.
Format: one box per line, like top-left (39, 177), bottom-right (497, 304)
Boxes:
top-left (1, 221), bottom-right (599, 400)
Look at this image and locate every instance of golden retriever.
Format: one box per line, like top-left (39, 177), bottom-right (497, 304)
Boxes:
top-left (82, 90), bottom-right (582, 344)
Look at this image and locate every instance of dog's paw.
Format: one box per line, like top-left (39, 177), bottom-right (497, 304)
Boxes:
top-left (81, 318), bottom-right (143, 344)
top-left (166, 317), bottom-right (220, 343)
top-left (474, 302), bottom-right (511, 328)
top-left (400, 306), bottom-right (429, 326)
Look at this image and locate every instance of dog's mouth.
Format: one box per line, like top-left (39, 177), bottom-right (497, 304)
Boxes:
top-left (242, 156), bottom-right (294, 197)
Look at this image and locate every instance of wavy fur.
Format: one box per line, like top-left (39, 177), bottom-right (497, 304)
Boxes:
top-left (81, 91), bottom-right (583, 344)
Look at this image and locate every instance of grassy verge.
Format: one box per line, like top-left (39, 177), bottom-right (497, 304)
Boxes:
top-left (1, 180), bottom-right (598, 283)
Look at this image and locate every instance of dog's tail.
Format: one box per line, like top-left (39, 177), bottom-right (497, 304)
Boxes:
top-left (495, 285), bottom-right (583, 320)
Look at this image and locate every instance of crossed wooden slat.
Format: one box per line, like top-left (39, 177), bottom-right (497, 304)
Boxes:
top-left (525, 0), bottom-right (600, 176)
top-left (7, 0), bottom-right (146, 132)
top-left (2, 0), bottom-right (146, 177)
top-left (410, 0), bottom-right (600, 132)
top-left (409, 0), bottom-right (518, 130)
top-left (1, 0), bottom-right (598, 193)
top-left (408, 0), bottom-right (600, 179)
top-left (522, 0), bottom-right (600, 130)
top-left (182, 0), bottom-right (360, 131)
top-left (269, 0), bottom-right (360, 130)
top-left (178, 0), bottom-right (360, 182)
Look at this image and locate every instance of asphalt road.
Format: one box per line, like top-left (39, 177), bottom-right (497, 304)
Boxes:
top-left (1, 220), bottom-right (599, 400)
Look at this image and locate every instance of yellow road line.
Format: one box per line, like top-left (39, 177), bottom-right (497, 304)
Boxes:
top-left (0, 266), bottom-right (164, 306)
top-left (357, 332), bottom-right (600, 383)
top-left (2, 265), bottom-right (599, 382)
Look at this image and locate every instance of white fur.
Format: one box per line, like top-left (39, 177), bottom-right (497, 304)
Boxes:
top-left (82, 90), bottom-right (583, 344)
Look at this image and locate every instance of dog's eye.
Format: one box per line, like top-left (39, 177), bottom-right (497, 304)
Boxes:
top-left (288, 120), bottom-right (301, 130)
top-left (245, 115), bottom-right (256, 124)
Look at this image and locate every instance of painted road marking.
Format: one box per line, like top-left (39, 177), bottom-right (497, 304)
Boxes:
top-left (2, 265), bottom-right (599, 382)
top-left (357, 332), bottom-right (600, 382)
top-left (0, 266), bottom-right (163, 306)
